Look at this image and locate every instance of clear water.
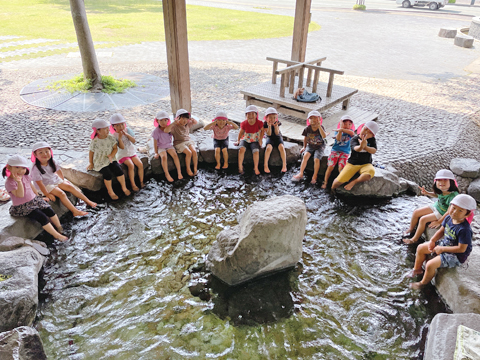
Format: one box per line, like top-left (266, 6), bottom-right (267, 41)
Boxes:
top-left (36, 168), bottom-right (447, 360)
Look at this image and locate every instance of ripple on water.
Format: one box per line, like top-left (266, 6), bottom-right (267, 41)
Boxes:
top-left (36, 168), bottom-right (447, 359)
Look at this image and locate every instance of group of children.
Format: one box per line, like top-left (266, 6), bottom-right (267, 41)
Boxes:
top-left (2, 106), bottom-right (477, 291)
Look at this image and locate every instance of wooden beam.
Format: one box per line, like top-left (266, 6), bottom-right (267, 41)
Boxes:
top-left (291, 0), bottom-right (312, 62)
top-left (162, 0), bottom-right (191, 113)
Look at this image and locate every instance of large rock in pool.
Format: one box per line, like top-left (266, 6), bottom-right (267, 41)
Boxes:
top-left (424, 313), bottom-right (480, 360)
top-left (206, 195), bottom-right (307, 286)
top-left (468, 177), bottom-right (480, 203)
top-left (0, 326), bottom-right (47, 360)
top-left (335, 168), bottom-right (418, 198)
top-left (0, 247), bottom-right (45, 332)
top-left (450, 158), bottom-right (480, 178)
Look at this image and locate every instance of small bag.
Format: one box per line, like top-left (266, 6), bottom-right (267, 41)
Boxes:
top-left (296, 91), bottom-right (321, 103)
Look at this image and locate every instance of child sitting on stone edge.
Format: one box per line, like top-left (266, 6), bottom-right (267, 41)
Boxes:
top-left (331, 121), bottom-right (378, 191)
top-left (234, 105), bottom-right (264, 175)
top-left (408, 194), bottom-right (476, 290)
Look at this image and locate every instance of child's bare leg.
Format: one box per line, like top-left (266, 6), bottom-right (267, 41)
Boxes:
top-left (238, 147), bottom-right (246, 173)
top-left (322, 166), bottom-right (334, 189)
top-left (411, 254), bottom-right (441, 289)
top-left (253, 150), bottom-right (260, 175)
top-left (167, 149), bottom-right (183, 179)
top-left (293, 152), bottom-right (311, 180)
top-left (49, 214), bottom-right (63, 233)
top-left (264, 144), bottom-right (273, 173)
top-left (183, 148), bottom-right (193, 176)
top-left (408, 206), bottom-right (432, 234)
top-left (50, 187), bottom-right (87, 216)
top-left (160, 152), bottom-right (174, 182)
top-left (344, 173), bottom-right (371, 191)
top-left (43, 223), bottom-right (68, 241)
top-left (279, 143), bottom-right (287, 172)
top-left (104, 179), bottom-right (118, 200)
top-left (214, 148), bottom-right (221, 169)
top-left (124, 158), bottom-right (139, 191)
top-left (404, 213), bottom-right (437, 244)
top-left (189, 144), bottom-right (198, 175)
top-left (132, 156), bottom-right (144, 188)
top-left (222, 148), bottom-right (229, 169)
top-left (58, 182), bottom-right (96, 208)
top-left (117, 175), bottom-right (131, 196)
top-left (311, 158), bottom-right (320, 184)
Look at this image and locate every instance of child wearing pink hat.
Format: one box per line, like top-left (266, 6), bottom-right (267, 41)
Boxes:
top-left (31, 141), bottom-right (96, 216)
top-left (402, 169), bottom-right (459, 244)
top-left (203, 110), bottom-right (239, 170)
top-left (109, 113), bottom-right (144, 191)
top-left (3, 155), bottom-right (67, 241)
top-left (331, 121), bottom-right (378, 191)
top-left (263, 107), bottom-right (287, 173)
top-left (152, 110), bottom-right (183, 182)
top-left (409, 194), bottom-right (476, 290)
top-left (87, 119), bottom-right (131, 200)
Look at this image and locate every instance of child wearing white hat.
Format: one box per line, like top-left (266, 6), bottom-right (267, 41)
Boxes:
top-left (292, 110), bottom-right (326, 184)
top-left (263, 107), bottom-right (287, 173)
top-left (331, 121), bottom-right (378, 191)
top-left (409, 194), bottom-right (476, 290)
top-left (31, 141), bottom-right (96, 216)
top-left (234, 105), bottom-right (264, 175)
top-left (2, 155), bottom-right (67, 241)
top-left (152, 110), bottom-right (183, 182)
top-left (203, 111), bottom-right (239, 170)
top-left (87, 119), bottom-right (131, 200)
top-left (164, 109), bottom-right (199, 176)
top-left (109, 113), bottom-right (144, 191)
top-left (402, 169), bottom-right (460, 244)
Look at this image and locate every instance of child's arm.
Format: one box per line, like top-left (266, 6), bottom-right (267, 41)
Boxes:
top-left (10, 177), bottom-right (25, 198)
top-left (429, 210), bottom-right (449, 229)
top-left (258, 130), bottom-right (263, 147)
top-left (319, 125), bottom-right (327, 139)
top-left (87, 151), bottom-right (94, 170)
top-left (364, 144), bottom-right (377, 154)
top-left (108, 144), bottom-right (118, 162)
top-left (434, 241), bottom-right (468, 255)
top-left (235, 129), bottom-right (245, 145)
top-left (266, 124), bottom-right (272, 137)
top-left (164, 121), bottom-right (177, 133)
top-left (274, 123), bottom-right (280, 136)
top-left (153, 139), bottom-right (160, 159)
top-left (227, 120), bottom-right (239, 130)
top-left (203, 120), bottom-right (216, 131)
top-left (189, 117), bottom-right (198, 126)
top-left (36, 180), bottom-right (55, 201)
top-left (123, 129), bottom-right (136, 144)
top-left (117, 134), bottom-right (125, 150)
top-left (301, 136), bottom-right (307, 153)
top-left (56, 168), bottom-right (65, 181)
top-left (335, 130), bottom-right (342, 142)
top-left (343, 129), bottom-right (354, 136)
top-left (419, 186), bottom-right (437, 198)
top-left (427, 226), bottom-right (445, 252)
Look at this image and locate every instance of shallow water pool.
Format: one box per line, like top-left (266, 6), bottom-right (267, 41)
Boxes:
top-left (36, 168), bottom-right (447, 359)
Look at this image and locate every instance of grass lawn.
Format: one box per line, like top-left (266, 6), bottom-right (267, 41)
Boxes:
top-left (0, 0), bottom-right (320, 61)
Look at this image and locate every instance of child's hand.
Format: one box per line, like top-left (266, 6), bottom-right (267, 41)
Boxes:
top-left (300, 147), bottom-right (305, 153)
top-left (43, 196), bottom-right (50, 202)
top-left (107, 155), bottom-right (114, 163)
top-left (428, 241), bottom-right (436, 252)
top-left (233, 141), bottom-right (239, 146)
top-left (428, 221), bottom-right (441, 229)
top-left (419, 186), bottom-right (428, 196)
top-left (46, 193), bottom-right (56, 202)
top-left (13, 173), bottom-right (23, 182)
top-left (433, 246), bottom-right (443, 255)
top-left (87, 163), bottom-right (94, 171)
top-left (154, 153), bottom-right (159, 159)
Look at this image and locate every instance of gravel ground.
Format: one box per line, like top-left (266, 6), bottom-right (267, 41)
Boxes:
top-left (1, 61), bottom-right (480, 186)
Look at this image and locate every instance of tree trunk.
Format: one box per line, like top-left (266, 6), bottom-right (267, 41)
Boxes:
top-left (69, 0), bottom-right (103, 92)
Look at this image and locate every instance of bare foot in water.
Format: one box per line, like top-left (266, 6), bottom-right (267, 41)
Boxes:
top-left (166, 174), bottom-right (174, 182)
top-left (281, 166), bottom-right (287, 173)
top-left (215, 163), bottom-right (221, 170)
top-left (343, 182), bottom-right (355, 191)
top-left (264, 166), bottom-right (270, 174)
top-left (222, 163), bottom-right (229, 169)
top-left (73, 210), bottom-right (88, 217)
top-left (292, 173), bottom-right (302, 182)
top-left (254, 168), bottom-right (261, 175)
top-left (123, 189), bottom-right (131, 196)
top-left (108, 191), bottom-right (119, 200)
top-left (57, 235), bottom-right (69, 242)
top-left (132, 185), bottom-right (140, 192)
top-left (178, 174), bottom-right (183, 180)
top-left (321, 181), bottom-right (327, 189)
top-left (140, 182), bottom-right (145, 188)
top-left (410, 281), bottom-right (426, 290)
top-left (406, 269), bottom-right (424, 278)
top-left (311, 176), bottom-right (317, 185)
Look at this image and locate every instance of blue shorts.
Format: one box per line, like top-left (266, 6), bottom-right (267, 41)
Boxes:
top-left (305, 144), bottom-right (324, 160)
top-left (438, 239), bottom-right (461, 268)
top-left (214, 138), bottom-right (229, 150)
top-left (240, 140), bottom-right (260, 153)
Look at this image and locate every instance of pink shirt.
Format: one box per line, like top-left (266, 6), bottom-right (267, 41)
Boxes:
top-left (5, 174), bottom-right (36, 206)
top-left (212, 124), bottom-right (234, 140)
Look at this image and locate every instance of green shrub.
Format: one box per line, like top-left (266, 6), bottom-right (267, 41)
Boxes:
top-left (48, 74), bottom-right (136, 94)
top-left (353, 4), bottom-right (366, 10)
top-left (448, 0), bottom-right (456, 3)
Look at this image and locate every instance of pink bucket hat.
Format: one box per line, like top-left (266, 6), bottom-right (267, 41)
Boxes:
top-left (31, 141), bottom-right (53, 162)
top-left (213, 110), bottom-right (228, 122)
top-left (91, 119), bottom-right (109, 139)
top-left (154, 110), bottom-right (171, 127)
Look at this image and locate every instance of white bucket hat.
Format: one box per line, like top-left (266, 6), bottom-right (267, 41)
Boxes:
top-left (109, 113), bottom-right (126, 125)
top-left (307, 110), bottom-right (321, 119)
top-left (155, 110), bottom-right (170, 120)
top-left (341, 115), bottom-right (353, 122)
top-left (451, 194), bottom-right (477, 211)
top-left (434, 169), bottom-right (455, 181)
top-left (364, 121), bottom-right (379, 136)
top-left (7, 155), bottom-right (30, 168)
top-left (214, 110), bottom-right (228, 120)
top-left (264, 107), bottom-right (278, 116)
top-left (92, 119), bottom-right (109, 130)
top-left (175, 109), bottom-right (190, 118)
top-left (245, 105), bottom-right (258, 114)
top-left (32, 141), bottom-right (51, 153)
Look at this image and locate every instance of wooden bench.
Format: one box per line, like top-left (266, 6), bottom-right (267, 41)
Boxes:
top-left (240, 57), bottom-right (359, 119)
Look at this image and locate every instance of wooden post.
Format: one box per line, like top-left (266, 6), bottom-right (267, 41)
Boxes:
top-left (326, 72), bottom-right (335, 97)
top-left (291, 0), bottom-right (312, 63)
top-left (162, 0), bottom-right (191, 113)
top-left (280, 74), bottom-right (286, 98)
top-left (272, 61), bottom-right (278, 84)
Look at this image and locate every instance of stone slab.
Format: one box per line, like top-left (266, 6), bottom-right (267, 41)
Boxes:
top-left (438, 27), bottom-right (457, 38)
top-left (424, 313), bottom-right (480, 360)
top-left (468, 177), bottom-right (480, 202)
top-left (454, 34), bottom-right (475, 48)
top-left (0, 326), bottom-right (47, 360)
top-left (450, 158), bottom-right (480, 178)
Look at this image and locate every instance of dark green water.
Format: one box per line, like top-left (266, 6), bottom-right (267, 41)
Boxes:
top-left (36, 168), bottom-right (447, 359)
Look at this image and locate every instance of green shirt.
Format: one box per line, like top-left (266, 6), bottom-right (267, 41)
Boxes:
top-left (434, 191), bottom-right (458, 215)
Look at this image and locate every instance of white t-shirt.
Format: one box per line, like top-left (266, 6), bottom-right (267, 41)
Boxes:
top-left (114, 128), bottom-right (136, 160)
top-left (30, 159), bottom-right (62, 189)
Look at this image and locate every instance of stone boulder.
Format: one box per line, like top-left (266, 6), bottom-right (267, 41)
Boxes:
top-left (0, 326), bottom-right (47, 360)
top-left (335, 168), bottom-right (412, 198)
top-left (455, 175), bottom-right (473, 194)
top-left (0, 247), bottom-right (45, 332)
top-left (450, 158), bottom-right (480, 178)
top-left (60, 152), bottom-right (150, 191)
top-left (454, 33), bottom-right (474, 48)
top-left (147, 138), bottom-right (188, 175)
top-left (468, 178), bottom-right (480, 203)
top-left (424, 313), bottom-right (480, 360)
top-left (206, 195), bottom-right (307, 286)
top-left (438, 27), bottom-right (457, 38)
